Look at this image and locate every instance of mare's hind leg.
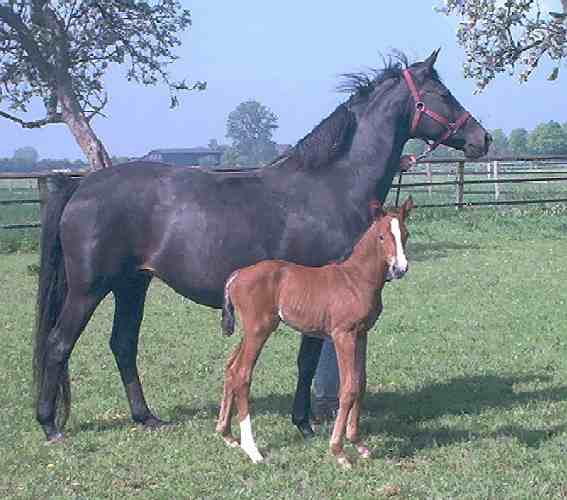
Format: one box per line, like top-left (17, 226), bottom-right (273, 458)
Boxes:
top-left (109, 274), bottom-right (166, 428)
top-left (292, 335), bottom-right (324, 439)
top-left (37, 292), bottom-right (104, 441)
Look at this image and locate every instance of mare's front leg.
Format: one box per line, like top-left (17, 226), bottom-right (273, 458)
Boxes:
top-left (329, 330), bottom-right (360, 468)
top-left (346, 333), bottom-right (370, 458)
top-left (292, 335), bottom-right (324, 439)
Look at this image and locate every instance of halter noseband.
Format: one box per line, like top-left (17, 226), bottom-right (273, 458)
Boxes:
top-left (402, 68), bottom-right (470, 159)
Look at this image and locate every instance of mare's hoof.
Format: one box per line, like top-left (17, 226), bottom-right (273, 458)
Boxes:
top-left (141, 415), bottom-right (173, 430)
top-left (45, 432), bottom-right (65, 444)
top-left (296, 422), bottom-right (316, 440)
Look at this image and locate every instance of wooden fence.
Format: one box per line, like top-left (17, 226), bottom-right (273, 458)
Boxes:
top-left (1, 155), bottom-right (567, 230)
top-left (0, 171), bottom-right (86, 230)
top-left (393, 154), bottom-right (567, 209)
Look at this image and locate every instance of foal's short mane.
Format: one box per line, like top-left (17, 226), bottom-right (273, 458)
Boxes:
top-left (331, 208), bottom-right (399, 264)
top-left (272, 51), bottom-right (440, 171)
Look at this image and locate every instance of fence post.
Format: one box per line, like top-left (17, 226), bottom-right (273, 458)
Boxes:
top-left (456, 160), bottom-right (465, 210)
top-left (426, 163), bottom-right (433, 196)
top-left (487, 162), bottom-right (491, 179)
top-left (493, 160), bottom-right (499, 202)
top-left (37, 176), bottom-right (49, 226)
top-left (394, 172), bottom-right (403, 207)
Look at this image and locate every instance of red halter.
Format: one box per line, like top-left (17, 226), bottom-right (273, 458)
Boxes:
top-left (402, 68), bottom-right (471, 158)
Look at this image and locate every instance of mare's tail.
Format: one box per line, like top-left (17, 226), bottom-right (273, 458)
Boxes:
top-left (221, 272), bottom-right (238, 337)
top-left (33, 175), bottom-right (80, 431)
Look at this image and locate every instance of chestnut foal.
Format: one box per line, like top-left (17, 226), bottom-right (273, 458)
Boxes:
top-left (216, 196), bottom-right (414, 467)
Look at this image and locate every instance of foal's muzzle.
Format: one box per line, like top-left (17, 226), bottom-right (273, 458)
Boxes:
top-left (386, 263), bottom-right (408, 281)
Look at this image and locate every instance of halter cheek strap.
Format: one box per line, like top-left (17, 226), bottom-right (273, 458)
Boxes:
top-left (402, 68), bottom-right (471, 158)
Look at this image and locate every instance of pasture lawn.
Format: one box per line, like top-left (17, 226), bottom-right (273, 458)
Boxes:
top-left (1, 208), bottom-right (567, 499)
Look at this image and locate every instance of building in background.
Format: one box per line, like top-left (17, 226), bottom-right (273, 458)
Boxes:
top-left (144, 147), bottom-right (223, 167)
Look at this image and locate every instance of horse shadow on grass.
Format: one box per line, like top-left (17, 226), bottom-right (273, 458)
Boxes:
top-left (168, 372), bottom-right (567, 455)
top-left (408, 241), bottom-right (482, 262)
top-left (78, 372), bottom-right (567, 457)
top-left (361, 372), bottom-right (567, 457)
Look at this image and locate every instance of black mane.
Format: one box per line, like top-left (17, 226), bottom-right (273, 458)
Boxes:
top-left (275, 52), bottom-right (438, 170)
top-left (336, 52), bottom-right (410, 97)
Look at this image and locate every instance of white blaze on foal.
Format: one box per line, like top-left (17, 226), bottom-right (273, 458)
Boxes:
top-left (390, 218), bottom-right (408, 272)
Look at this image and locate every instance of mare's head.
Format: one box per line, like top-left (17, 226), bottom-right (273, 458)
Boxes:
top-left (401, 50), bottom-right (491, 158)
top-left (342, 50), bottom-right (491, 159)
top-left (372, 196), bottom-right (414, 281)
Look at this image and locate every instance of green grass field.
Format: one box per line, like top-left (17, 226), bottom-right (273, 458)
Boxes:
top-left (1, 208), bottom-right (567, 498)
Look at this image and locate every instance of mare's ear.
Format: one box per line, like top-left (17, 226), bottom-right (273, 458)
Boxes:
top-left (369, 199), bottom-right (384, 219)
top-left (413, 48), bottom-right (441, 82)
top-left (424, 48), bottom-right (440, 72)
top-left (399, 196), bottom-right (415, 221)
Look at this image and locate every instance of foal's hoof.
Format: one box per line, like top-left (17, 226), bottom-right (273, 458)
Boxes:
top-left (140, 415), bottom-right (173, 430)
top-left (45, 432), bottom-right (65, 444)
top-left (356, 443), bottom-right (371, 459)
top-left (222, 435), bottom-right (240, 448)
top-left (336, 455), bottom-right (353, 470)
top-left (295, 422), bottom-right (316, 440)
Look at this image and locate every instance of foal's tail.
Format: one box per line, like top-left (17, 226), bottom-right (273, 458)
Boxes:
top-left (221, 272), bottom-right (238, 337)
top-left (33, 175), bottom-right (80, 431)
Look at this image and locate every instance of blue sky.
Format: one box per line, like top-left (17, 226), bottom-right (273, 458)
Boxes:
top-left (1, 0), bottom-right (565, 160)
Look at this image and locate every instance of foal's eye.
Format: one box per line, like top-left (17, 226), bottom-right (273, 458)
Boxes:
top-left (378, 234), bottom-right (385, 241)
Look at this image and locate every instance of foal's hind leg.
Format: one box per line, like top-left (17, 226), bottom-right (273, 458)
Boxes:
top-left (109, 274), bottom-right (166, 428)
top-left (37, 292), bottom-right (104, 441)
top-left (216, 341), bottom-right (243, 447)
top-left (218, 319), bottom-right (274, 463)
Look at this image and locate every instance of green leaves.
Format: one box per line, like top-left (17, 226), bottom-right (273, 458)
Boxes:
top-left (0, 1), bottom-right (198, 118)
top-left (548, 66), bottom-right (559, 80)
top-left (226, 100), bottom-right (279, 167)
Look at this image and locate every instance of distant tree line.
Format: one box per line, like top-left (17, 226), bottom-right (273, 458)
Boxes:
top-left (0, 146), bottom-right (127, 172)
top-left (5, 118), bottom-right (566, 174)
top-left (404, 121), bottom-right (567, 159)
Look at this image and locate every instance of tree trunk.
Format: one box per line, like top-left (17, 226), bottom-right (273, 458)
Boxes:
top-left (57, 82), bottom-right (112, 171)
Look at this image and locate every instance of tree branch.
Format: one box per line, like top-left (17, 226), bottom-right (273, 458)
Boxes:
top-left (0, 109), bottom-right (63, 128)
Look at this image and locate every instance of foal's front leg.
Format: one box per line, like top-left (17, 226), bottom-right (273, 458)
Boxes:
top-left (329, 330), bottom-right (360, 468)
top-left (346, 333), bottom-right (370, 458)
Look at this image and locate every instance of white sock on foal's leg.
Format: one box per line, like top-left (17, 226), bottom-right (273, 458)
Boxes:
top-left (240, 415), bottom-right (264, 463)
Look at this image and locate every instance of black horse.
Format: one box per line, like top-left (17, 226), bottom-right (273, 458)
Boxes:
top-left (34, 50), bottom-right (491, 442)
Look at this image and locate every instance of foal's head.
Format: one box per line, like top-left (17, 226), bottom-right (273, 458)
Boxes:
top-left (372, 196), bottom-right (414, 281)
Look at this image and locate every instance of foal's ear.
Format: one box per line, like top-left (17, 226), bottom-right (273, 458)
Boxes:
top-left (399, 196), bottom-right (415, 220)
top-left (369, 199), bottom-right (384, 219)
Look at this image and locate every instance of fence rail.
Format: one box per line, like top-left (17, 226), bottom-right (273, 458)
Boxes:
top-left (2, 155), bottom-right (567, 230)
top-left (393, 154), bottom-right (567, 209)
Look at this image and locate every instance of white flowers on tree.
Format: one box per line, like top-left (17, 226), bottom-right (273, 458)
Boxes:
top-left (437, 0), bottom-right (567, 90)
